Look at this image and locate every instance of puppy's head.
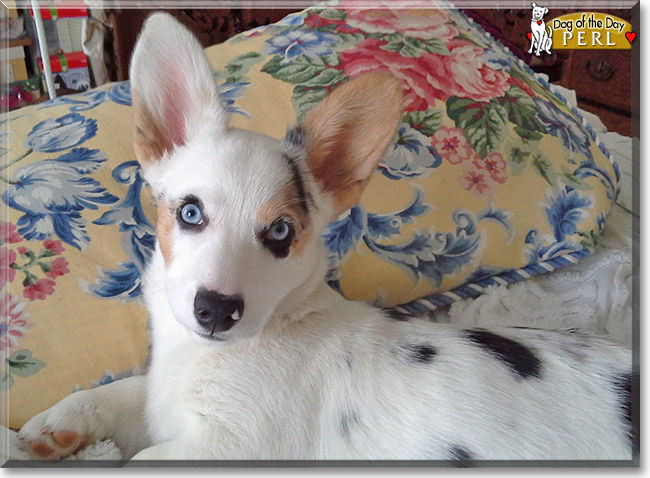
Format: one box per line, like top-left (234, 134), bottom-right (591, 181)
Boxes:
top-left (130, 13), bottom-right (402, 347)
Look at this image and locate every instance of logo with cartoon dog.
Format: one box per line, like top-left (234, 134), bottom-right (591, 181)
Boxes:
top-left (527, 2), bottom-right (553, 56)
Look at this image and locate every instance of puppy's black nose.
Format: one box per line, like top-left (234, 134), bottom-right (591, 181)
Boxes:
top-left (193, 288), bottom-right (244, 333)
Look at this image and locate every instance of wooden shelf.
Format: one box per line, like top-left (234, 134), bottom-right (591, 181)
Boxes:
top-left (2, 36), bottom-right (32, 48)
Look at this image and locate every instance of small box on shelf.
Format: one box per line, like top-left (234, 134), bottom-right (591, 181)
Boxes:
top-left (38, 50), bottom-right (90, 93)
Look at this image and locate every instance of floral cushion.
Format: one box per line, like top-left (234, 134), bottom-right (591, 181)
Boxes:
top-left (1, 2), bottom-right (618, 428)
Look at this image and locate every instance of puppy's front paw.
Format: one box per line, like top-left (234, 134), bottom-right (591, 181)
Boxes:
top-left (22, 429), bottom-right (90, 459)
top-left (18, 391), bottom-right (97, 459)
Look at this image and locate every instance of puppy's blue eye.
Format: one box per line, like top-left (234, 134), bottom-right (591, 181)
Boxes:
top-left (261, 219), bottom-right (295, 258)
top-left (268, 221), bottom-right (290, 241)
top-left (180, 203), bottom-right (202, 225)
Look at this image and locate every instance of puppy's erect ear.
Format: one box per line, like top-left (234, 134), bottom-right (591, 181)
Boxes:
top-left (299, 73), bottom-right (403, 216)
top-left (531, 2), bottom-right (537, 8)
top-left (129, 13), bottom-right (227, 167)
top-left (544, 7), bottom-right (548, 14)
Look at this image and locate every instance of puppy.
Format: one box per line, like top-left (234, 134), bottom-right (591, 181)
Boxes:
top-left (529, 2), bottom-right (553, 56)
top-left (19, 13), bottom-right (634, 462)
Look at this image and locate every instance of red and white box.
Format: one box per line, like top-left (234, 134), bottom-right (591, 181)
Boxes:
top-left (38, 51), bottom-right (91, 92)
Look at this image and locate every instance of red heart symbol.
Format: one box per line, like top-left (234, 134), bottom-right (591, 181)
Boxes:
top-left (537, 20), bottom-right (542, 25)
top-left (527, 32), bottom-right (532, 41)
top-left (626, 31), bottom-right (636, 43)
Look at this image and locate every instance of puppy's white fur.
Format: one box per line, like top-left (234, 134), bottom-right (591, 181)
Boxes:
top-left (20, 13), bottom-right (633, 462)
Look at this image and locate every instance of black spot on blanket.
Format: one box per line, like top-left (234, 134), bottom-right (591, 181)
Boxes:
top-left (465, 329), bottom-right (541, 379)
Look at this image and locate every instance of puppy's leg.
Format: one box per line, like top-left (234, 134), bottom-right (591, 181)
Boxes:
top-left (18, 375), bottom-right (150, 460)
top-left (528, 30), bottom-right (535, 53)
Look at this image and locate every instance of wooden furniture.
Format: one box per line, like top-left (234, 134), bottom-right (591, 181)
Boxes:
top-left (560, 49), bottom-right (632, 136)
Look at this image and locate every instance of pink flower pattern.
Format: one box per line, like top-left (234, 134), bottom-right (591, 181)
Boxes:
top-left (340, 37), bottom-right (509, 111)
top-left (340, 38), bottom-right (457, 111)
top-left (23, 278), bottom-right (57, 301)
top-left (0, 222), bottom-right (22, 244)
top-left (1, 247), bottom-right (17, 290)
top-left (46, 257), bottom-right (70, 279)
top-left (473, 153), bottom-right (508, 184)
top-left (43, 239), bottom-right (65, 255)
top-left (458, 154), bottom-right (510, 198)
top-left (0, 294), bottom-right (32, 351)
top-left (432, 126), bottom-right (473, 164)
top-left (459, 164), bottom-right (494, 198)
top-left (1, 235), bottom-right (71, 300)
top-left (446, 41), bottom-right (510, 103)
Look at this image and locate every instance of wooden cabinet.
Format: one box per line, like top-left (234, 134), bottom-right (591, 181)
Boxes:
top-left (560, 49), bottom-right (632, 135)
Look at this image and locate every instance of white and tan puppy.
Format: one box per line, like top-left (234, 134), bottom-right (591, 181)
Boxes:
top-left (19, 13), bottom-right (634, 462)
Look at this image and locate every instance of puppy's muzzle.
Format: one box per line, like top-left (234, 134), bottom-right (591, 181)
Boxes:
top-left (194, 288), bottom-right (244, 334)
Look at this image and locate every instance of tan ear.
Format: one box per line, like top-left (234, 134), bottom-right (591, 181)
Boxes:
top-left (129, 13), bottom-right (227, 168)
top-left (301, 72), bottom-right (403, 215)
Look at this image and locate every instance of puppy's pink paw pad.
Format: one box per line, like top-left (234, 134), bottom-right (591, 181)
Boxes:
top-left (29, 440), bottom-right (57, 459)
top-left (25, 430), bottom-right (90, 459)
top-left (51, 430), bottom-right (81, 449)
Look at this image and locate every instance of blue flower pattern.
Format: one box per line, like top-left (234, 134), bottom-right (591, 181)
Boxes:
top-left (38, 82), bottom-right (132, 112)
top-left (24, 113), bottom-right (98, 152)
top-left (546, 187), bottom-right (592, 242)
top-left (574, 158), bottom-right (619, 204)
top-left (263, 30), bottom-right (340, 64)
top-left (3, 148), bottom-right (119, 249)
top-left (36, 80), bottom-right (247, 117)
top-left (379, 125), bottom-right (442, 180)
top-left (82, 161), bottom-right (156, 301)
top-left (324, 190), bottom-right (512, 289)
top-left (219, 81), bottom-right (251, 117)
top-left (533, 97), bottom-right (593, 161)
top-left (525, 186), bottom-right (592, 263)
